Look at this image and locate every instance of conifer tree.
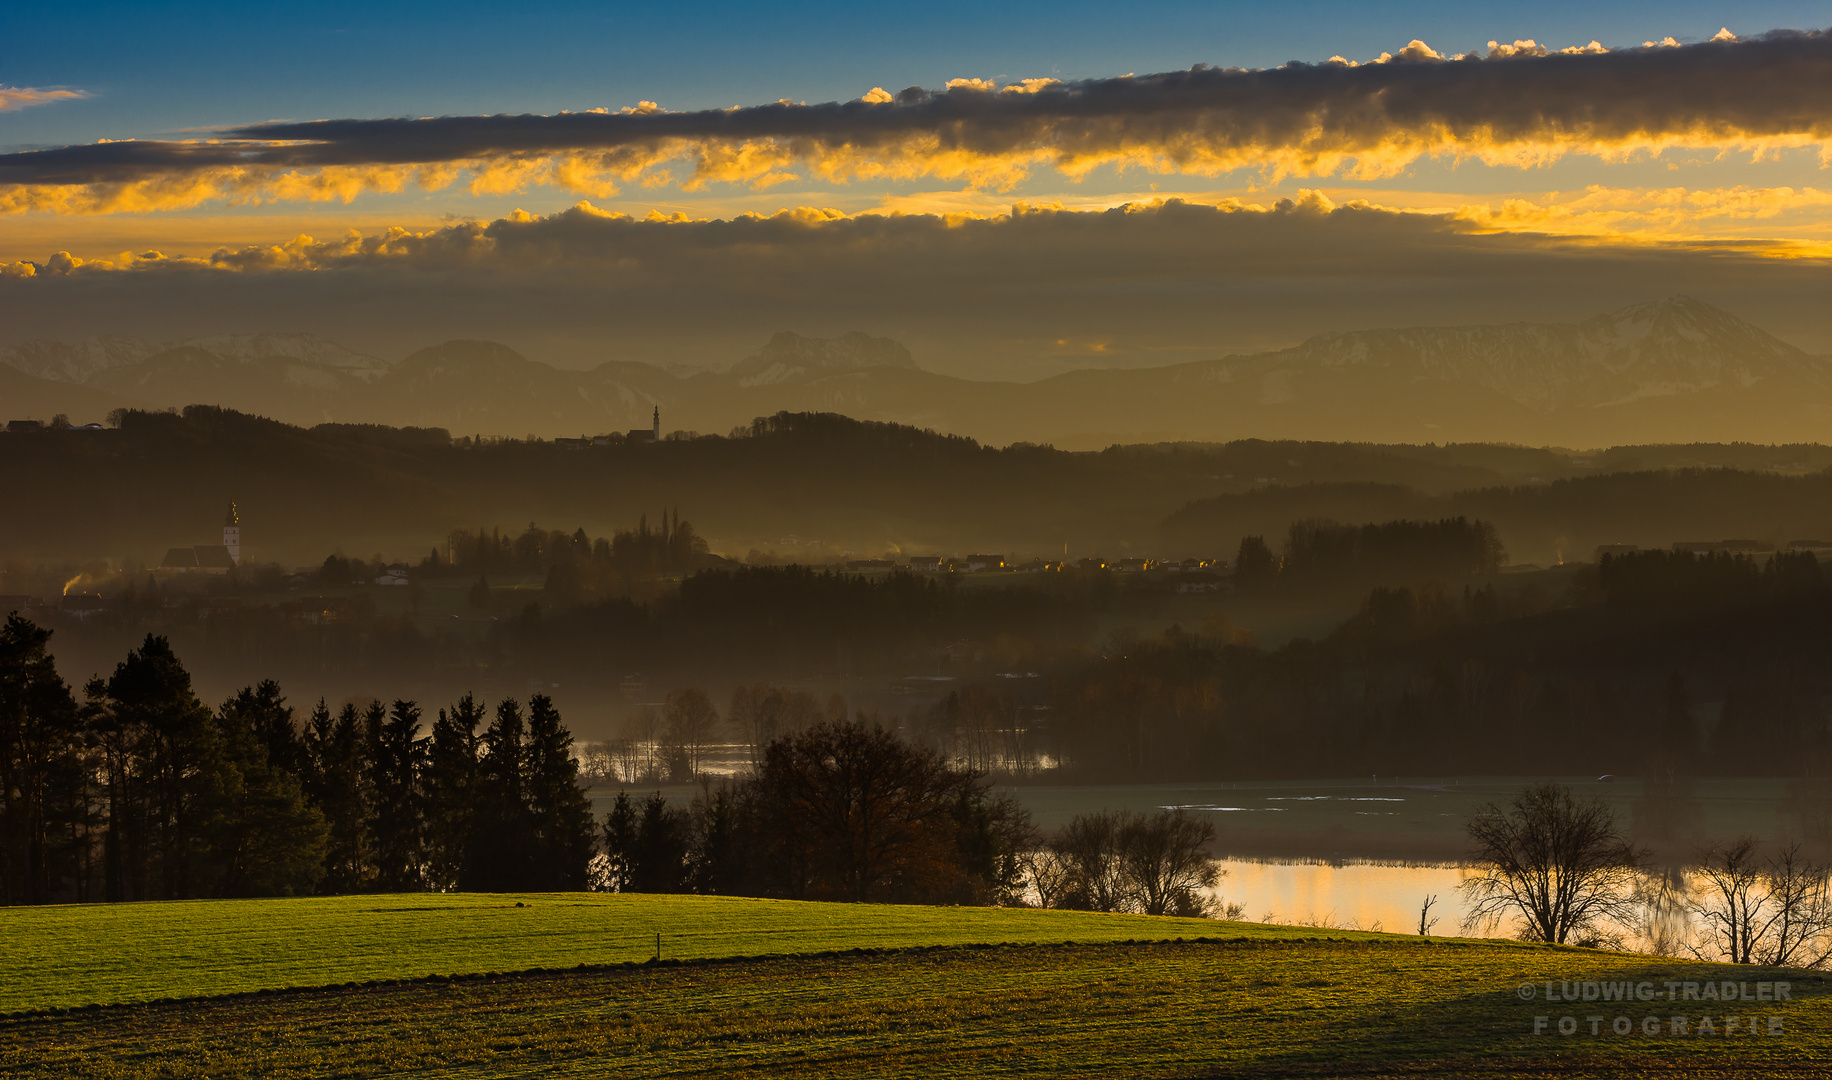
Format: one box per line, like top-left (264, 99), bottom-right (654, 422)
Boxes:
top-left (524, 694), bottom-right (596, 890)
top-left (366, 700), bottom-right (425, 891)
top-left (303, 700), bottom-right (371, 892)
top-left (0, 615), bottom-right (86, 905)
top-left (423, 694), bottom-right (484, 891)
top-left (464, 698), bottom-right (532, 890)
top-left (601, 791), bottom-right (638, 892)
top-left (99, 635), bottom-right (225, 900)
top-left (211, 693), bottom-right (327, 898)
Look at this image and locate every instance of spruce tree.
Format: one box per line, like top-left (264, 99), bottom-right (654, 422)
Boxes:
top-left (601, 791), bottom-right (638, 892)
top-left (366, 700), bottom-right (425, 891)
top-left (211, 692), bottom-right (327, 898)
top-left (100, 635), bottom-right (225, 900)
top-left (524, 694), bottom-right (596, 890)
top-left (423, 694), bottom-right (484, 891)
top-left (220, 680), bottom-right (305, 779)
top-left (0, 614), bottom-right (86, 905)
top-left (464, 698), bottom-right (532, 891)
top-left (303, 701), bottom-right (371, 891)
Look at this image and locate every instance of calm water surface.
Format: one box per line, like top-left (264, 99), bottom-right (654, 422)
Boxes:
top-left (1210, 859), bottom-right (1470, 934)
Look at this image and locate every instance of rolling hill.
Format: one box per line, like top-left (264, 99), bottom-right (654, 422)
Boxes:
top-left (6, 297), bottom-right (1830, 447)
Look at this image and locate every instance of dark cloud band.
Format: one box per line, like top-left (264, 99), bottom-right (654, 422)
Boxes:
top-left (2, 29), bottom-right (1829, 188)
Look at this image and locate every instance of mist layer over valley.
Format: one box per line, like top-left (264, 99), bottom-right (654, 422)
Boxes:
top-left (9, 297), bottom-right (1830, 449)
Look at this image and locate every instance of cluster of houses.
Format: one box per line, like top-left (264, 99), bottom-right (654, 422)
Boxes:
top-left (1593, 539), bottom-right (1832, 561)
top-left (842, 554), bottom-right (1228, 579)
top-left (5, 418), bottom-right (106, 434)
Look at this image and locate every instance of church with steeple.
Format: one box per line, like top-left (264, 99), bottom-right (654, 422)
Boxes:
top-left (158, 501), bottom-right (241, 573)
top-left (627, 406), bottom-right (661, 443)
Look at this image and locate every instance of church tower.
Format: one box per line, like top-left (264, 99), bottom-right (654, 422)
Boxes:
top-left (223, 502), bottom-right (241, 565)
top-left (652, 405), bottom-right (660, 441)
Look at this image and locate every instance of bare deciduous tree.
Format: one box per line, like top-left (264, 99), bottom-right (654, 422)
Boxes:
top-left (1689, 838), bottom-right (1832, 968)
top-left (1119, 809), bottom-right (1220, 916)
top-left (1689, 837), bottom-right (1766, 963)
top-left (1761, 845), bottom-right (1832, 968)
top-left (1039, 808), bottom-right (1223, 916)
top-left (663, 688), bottom-right (719, 779)
top-left (1460, 782), bottom-right (1645, 944)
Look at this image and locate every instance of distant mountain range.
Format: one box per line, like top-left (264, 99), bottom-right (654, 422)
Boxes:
top-left (5, 298), bottom-right (1829, 447)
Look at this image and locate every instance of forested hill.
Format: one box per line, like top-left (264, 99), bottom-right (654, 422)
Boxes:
top-left (4, 405), bottom-right (1832, 566)
top-left (1160, 468), bottom-right (1832, 566)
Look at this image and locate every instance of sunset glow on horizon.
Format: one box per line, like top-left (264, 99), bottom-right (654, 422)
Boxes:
top-left (5, 3), bottom-right (1832, 371)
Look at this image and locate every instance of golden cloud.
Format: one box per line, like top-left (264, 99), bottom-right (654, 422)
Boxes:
top-left (0, 86), bottom-right (88, 112)
top-left (13, 179), bottom-right (1832, 282)
top-left (5, 30), bottom-right (1832, 214)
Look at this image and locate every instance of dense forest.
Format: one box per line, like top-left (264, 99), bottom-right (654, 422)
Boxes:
top-left (5, 405), bottom-right (1832, 567)
top-left (931, 548), bottom-right (1832, 793)
top-left (0, 617), bottom-right (1035, 908)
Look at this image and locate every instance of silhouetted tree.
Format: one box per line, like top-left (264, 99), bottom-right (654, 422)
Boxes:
top-left (366, 700), bottom-right (425, 891)
top-left (97, 635), bottom-right (225, 900)
top-left (525, 694), bottom-right (596, 890)
top-left (1461, 782), bottom-right (1645, 944)
top-left (211, 690), bottom-right (327, 898)
top-left (601, 791), bottom-right (638, 892)
top-left (220, 681), bottom-right (305, 779)
top-left (753, 719), bottom-right (986, 903)
top-left (423, 694), bottom-right (483, 891)
top-left (465, 698), bottom-right (532, 891)
top-left (303, 700), bottom-right (370, 893)
top-left (663, 688), bottom-right (718, 780)
top-left (0, 615), bottom-right (86, 905)
top-left (1233, 535), bottom-right (1277, 590)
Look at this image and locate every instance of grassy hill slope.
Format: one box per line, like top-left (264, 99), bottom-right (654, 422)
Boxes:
top-left (5, 934), bottom-right (1826, 1078)
top-left (0, 891), bottom-right (1370, 1013)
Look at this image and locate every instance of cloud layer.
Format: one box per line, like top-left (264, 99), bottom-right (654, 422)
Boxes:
top-left (5, 29), bottom-right (1831, 213)
top-left (7, 196), bottom-right (1831, 377)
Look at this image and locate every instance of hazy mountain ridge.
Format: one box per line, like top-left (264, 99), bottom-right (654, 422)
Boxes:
top-left (5, 301), bottom-right (1829, 446)
top-left (728, 330), bottom-right (917, 387)
top-left (1246, 297), bottom-right (1831, 410)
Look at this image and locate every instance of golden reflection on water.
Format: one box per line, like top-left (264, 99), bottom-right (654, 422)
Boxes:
top-left (1212, 859), bottom-right (1470, 933)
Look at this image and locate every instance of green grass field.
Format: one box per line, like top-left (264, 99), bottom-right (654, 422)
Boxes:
top-left (0, 892), bottom-right (1370, 1013)
top-left (5, 934), bottom-right (1828, 1078)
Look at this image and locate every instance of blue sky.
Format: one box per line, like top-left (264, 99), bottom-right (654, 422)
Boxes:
top-left (6, 0), bottom-right (1827, 149)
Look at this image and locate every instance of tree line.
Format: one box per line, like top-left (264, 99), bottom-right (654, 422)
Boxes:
top-left (905, 550), bottom-right (1832, 785)
top-left (0, 615), bottom-right (593, 905)
top-left (1232, 516), bottom-right (1505, 592)
top-left (9, 615), bottom-right (1243, 913)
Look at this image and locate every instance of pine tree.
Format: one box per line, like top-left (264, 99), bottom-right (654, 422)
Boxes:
top-left (366, 700), bottom-right (425, 891)
top-left (220, 680), bottom-right (304, 779)
top-left (211, 693), bottom-right (327, 898)
top-left (524, 694), bottom-right (596, 890)
top-left (423, 694), bottom-right (484, 891)
top-left (464, 698), bottom-right (532, 891)
top-left (0, 614), bottom-right (86, 905)
top-left (633, 791), bottom-right (690, 892)
top-left (99, 635), bottom-right (226, 900)
top-left (601, 791), bottom-right (638, 892)
top-left (302, 700), bottom-right (372, 892)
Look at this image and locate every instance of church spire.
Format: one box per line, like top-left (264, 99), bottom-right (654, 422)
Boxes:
top-left (223, 501), bottom-right (241, 565)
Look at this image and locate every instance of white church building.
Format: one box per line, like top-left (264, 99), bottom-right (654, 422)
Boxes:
top-left (159, 502), bottom-right (242, 573)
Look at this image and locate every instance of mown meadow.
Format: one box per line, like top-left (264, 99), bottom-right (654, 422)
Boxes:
top-left (0, 891), bottom-right (1358, 1013)
top-left (4, 935), bottom-right (1828, 1079)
